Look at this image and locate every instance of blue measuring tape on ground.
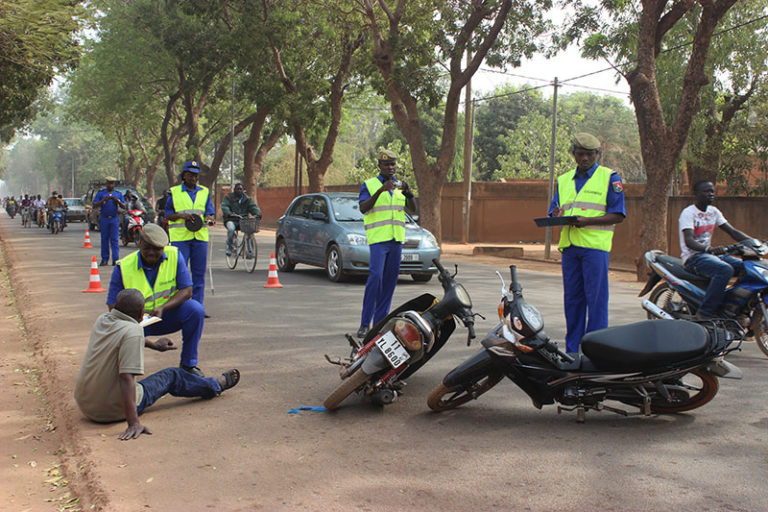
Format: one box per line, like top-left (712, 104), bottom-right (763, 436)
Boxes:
top-left (287, 405), bottom-right (327, 414)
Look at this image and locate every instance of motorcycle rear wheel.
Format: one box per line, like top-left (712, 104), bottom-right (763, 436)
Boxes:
top-left (323, 368), bottom-right (370, 411)
top-left (639, 369), bottom-right (719, 414)
top-left (427, 373), bottom-right (503, 412)
top-left (647, 282), bottom-right (691, 319)
top-left (750, 309), bottom-right (768, 358)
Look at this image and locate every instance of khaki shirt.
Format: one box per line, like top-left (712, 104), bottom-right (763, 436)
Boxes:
top-left (74, 310), bottom-right (145, 422)
top-left (46, 196), bottom-right (64, 209)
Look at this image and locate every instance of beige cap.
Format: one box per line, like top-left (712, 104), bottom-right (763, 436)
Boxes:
top-left (104, 176), bottom-right (118, 182)
top-left (570, 133), bottom-right (601, 151)
top-left (140, 223), bottom-right (169, 248)
top-left (378, 149), bottom-right (398, 162)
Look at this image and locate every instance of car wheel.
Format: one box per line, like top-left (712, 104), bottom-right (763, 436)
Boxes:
top-left (325, 244), bottom-right (346, 282)
top-left (411, 273), bottom-right (433, 283)
top-left (276, 238), bottom-right (295, 272)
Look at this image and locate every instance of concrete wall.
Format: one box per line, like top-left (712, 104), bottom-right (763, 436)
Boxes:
top-left (246, 181), bottom-right (768, 267)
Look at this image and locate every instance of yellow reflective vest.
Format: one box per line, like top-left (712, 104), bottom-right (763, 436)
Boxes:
top-left (556, 166), bottom-right (617, 252)
top-left (119, 247), bottom-right (179, 313)
top-left (363, 177), bottom-right (406, 244)
top-left (168, 184), bottom-right (210, 242)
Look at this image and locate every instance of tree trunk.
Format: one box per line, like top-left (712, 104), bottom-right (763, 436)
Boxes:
top-left (243, 123), bottom-right (282, 201)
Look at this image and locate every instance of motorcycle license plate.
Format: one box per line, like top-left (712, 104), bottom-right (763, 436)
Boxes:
top-left (375, 331), bottom-right (410, 368)
top-left (401, 253), bottom-right (418, 262)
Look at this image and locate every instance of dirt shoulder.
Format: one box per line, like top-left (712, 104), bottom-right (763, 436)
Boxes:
top-left (0, 220), bottom-right (105, 511)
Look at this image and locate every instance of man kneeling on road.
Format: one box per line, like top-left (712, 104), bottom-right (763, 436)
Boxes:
top-left (74, 289), bottom-right (240, 440)
top-left (106, 223), bottom-right (207, 377)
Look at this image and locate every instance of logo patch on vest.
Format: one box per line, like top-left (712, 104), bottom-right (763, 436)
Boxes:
top-left (612, 181), bottom-right (624, 194)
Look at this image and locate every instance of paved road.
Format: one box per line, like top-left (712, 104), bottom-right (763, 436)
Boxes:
top-left (1, 215), bottom-right (766, 511)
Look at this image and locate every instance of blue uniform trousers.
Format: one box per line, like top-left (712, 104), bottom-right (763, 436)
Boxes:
top-left (143, 299), bottom-right (205, 367)
top-left (172, 240), bottom-right (208, 305)
top-left (361, 240), bottom-right (402, 327)
top-left (561, 246), bottom-right (610, 353)
top-left (137, 367), bottom-right (221, 414)
top-left (99, 217), bottom-right (120, 264)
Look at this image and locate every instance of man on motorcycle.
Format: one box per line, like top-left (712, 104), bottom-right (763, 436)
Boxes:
top-left (220, 183), bottom-right (262, 257)
top-left (122, 191), bottom-right (145, 238)
top-left (679, 180), bottom-right (752, 319)
top-left (46, 192), bottom-right (64, 228)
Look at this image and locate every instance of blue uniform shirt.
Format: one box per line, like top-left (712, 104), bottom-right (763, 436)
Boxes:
top-left (164, 183), bottom-right (216, 216)
top-left (358, 174), bottom-right (398, 203)
top-left (106, 250), bottom-right (194, 306)
top-left (548, 163), bottom-right (626, 217)
top-left (94, 189), bottom-right (125, 218)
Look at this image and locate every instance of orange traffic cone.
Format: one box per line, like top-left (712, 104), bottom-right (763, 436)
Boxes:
top-left (82, 228), bottom-right (93, 248)
top-left (82, 256), bottom-right (107, 293)
top-left (264, 252), bottom-right (283, 288)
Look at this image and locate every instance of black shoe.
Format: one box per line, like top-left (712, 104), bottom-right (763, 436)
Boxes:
top-left (204, 313), bottom-right (211, 319)
top-left (356, 325), bottom-right (369, 339)
top-left (99, 261), bottom-right (108, 266)
top-left (112, 261), bottom-right (117, 266)
top-left (180, 364), bottom-right (205, 377)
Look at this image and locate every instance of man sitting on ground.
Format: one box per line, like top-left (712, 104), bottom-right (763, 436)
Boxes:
top-left (74, 288), bottom-right (239, 440)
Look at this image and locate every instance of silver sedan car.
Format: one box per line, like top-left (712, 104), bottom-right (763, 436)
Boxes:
top-left (275, 192), bottom-right (440, 282)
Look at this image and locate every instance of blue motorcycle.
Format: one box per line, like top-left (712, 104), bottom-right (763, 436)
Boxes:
top-left (638, 238), bottom-right (768, 357)
top-left (50, 208), bottom-right (64, 235)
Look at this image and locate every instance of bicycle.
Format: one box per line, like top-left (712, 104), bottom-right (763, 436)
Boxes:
top-left (225, 215), bottom-right (260, 273)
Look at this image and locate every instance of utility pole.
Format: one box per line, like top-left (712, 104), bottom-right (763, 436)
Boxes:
top-left (545, 77), bottom-right (559, 260)
top-left (461, 50), bottom-right (473, 244)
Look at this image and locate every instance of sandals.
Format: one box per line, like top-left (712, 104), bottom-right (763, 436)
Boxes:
top-left (220, 369), bottom-right (240, 391)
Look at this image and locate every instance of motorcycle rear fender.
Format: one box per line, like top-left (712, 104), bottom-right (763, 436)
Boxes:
top-left (361, 348), bottom-right (390, 375)
top-left (443, 350), bottom-right (496, 388)
top-left (705, 358), bottom-right (742, 380)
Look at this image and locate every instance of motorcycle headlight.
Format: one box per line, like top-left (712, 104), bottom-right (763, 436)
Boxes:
top-left (422, 233), bottom-right (438, 248)
top-left (520, 302), bottom-right (543, 332)
top-left (346, 233), bottom-right (367, 246)
top-left (455, 284), bottom-right (472, 308)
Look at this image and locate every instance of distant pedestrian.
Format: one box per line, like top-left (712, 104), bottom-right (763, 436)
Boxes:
top-left (356, 149), bottom-right (416, 339)
top-left (93, 177), bottom-right (125, 266)
top-left (548, 133), bottom-right (625, 353)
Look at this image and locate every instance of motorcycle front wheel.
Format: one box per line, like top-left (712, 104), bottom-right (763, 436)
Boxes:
top-left (323, 368), bottom-right (370, 411)
top-left (625, 369), bottom-right (719, 414)
top-left (647, 282), bottom-right (691, 319)
top-left (750, 309), bottom-right (768, 358)
top-left (427, 372), bottom-right (503, 412)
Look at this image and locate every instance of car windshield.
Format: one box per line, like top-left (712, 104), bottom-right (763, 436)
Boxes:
top-left (65, 199), bottom-right (84, 206)
top-left (329, 195), bottom-right (417, 223)
top-left (331, 196), bottom-right (363, 222)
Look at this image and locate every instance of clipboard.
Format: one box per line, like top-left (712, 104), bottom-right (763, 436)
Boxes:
top-left (534, 216), bottom-right (577, 227)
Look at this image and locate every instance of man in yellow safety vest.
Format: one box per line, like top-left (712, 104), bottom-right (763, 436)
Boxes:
top-left (356, 149), bottom-right (416, 339)
top-left (106, 223), bottom-right (207, 377)
top-left (548, 132), bottom-right (626, 353)
top-left (164, 160), bottom-right (216, 310)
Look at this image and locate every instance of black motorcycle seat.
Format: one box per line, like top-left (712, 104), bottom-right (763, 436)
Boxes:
top-left (581, 320), bottom-right (709, 371)
top-left (656, 254), bottom-right (711, 289)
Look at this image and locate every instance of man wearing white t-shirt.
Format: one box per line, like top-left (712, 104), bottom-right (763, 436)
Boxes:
top-left (679, 180), bottom-right (751, 319)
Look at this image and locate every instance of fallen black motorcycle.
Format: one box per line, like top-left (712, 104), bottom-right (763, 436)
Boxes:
top-left (323, 259), bottom-right (481, 410)
top-left (428, 265), bottom-right (743, 422)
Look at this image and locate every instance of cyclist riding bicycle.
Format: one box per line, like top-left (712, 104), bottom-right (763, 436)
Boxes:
top-left (221, 183), bottom-right (262, 257)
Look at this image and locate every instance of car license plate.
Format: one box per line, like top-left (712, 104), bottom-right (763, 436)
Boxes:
top-left (375, 331), bottom-right (410, 369)
top-left (401, 253), bottom-right (418, 262)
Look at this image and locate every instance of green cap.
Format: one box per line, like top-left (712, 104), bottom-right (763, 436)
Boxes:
top-left (571, 132), bottom-right (601, 151)
top-left (377, 149), bottom-right (397, 162)
top-left (140, 223), bottom-right (169, 248)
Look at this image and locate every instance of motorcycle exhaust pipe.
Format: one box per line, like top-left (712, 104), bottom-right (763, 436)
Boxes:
top-left (370, 388), bottom-right (397, 406)
top-left (642, 299), bottom-right (675, 320)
